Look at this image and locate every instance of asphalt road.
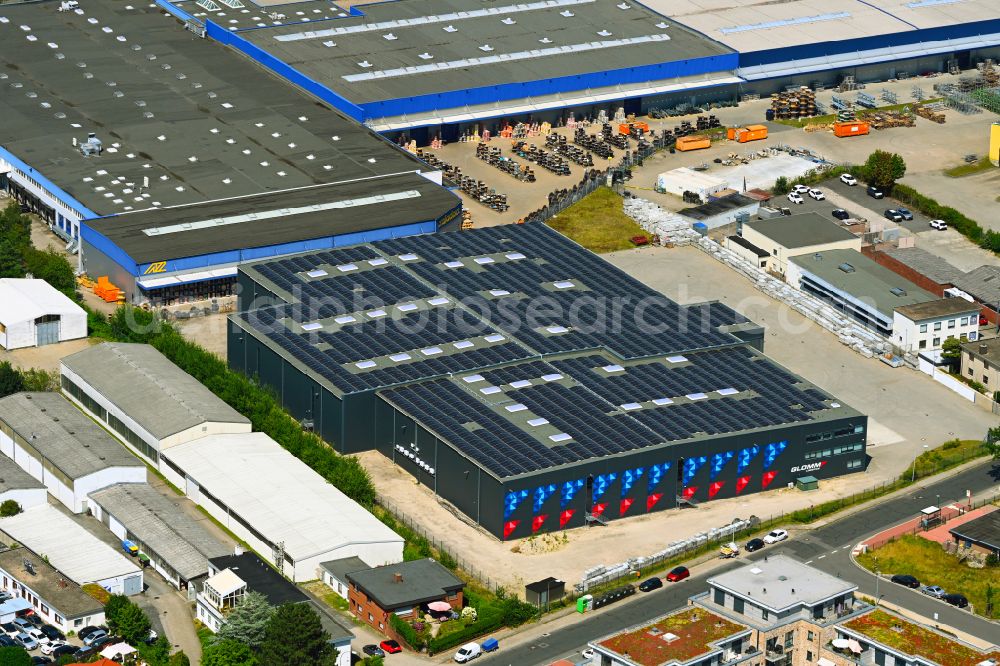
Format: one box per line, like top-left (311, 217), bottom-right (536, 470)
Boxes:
top-left (488, 461), bottom-right (1000, 666)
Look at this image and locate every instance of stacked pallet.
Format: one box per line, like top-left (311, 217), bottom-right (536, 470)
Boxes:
top-left (769, 87), bottom-right (817, 119)
top-left (865, 110), bottom-right (915, 130)
top-left (914, 103), bottom-right (946, 124)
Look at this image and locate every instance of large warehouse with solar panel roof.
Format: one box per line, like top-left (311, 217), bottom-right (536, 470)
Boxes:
top-left (229, 224), bottom-right (867, 540)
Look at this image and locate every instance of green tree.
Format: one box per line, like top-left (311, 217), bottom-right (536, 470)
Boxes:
top-left (259, 603), bottom-right (331, 666)
top-left (0, 500), bottom-right (21, 518)
top-left (0, 362), bottom-right (24, 399)
top-left (19, 368), bottom-right (59, 392)
top-left (115, 600), bottom-right (152, 645)
top-left (362, 657), bottom-right (385, 666)
top-left (136, 636), bottom-right (171, 666)
top-left (104, 594), bottom-right (131, 633)
top-left (0, 203), bottom-right (30, 279)
top-left (941, 337), bottom-right (963, 360)
top-left (202, 639), bottom-right (258, 666)
top-left (985, 426), bottom-right (1000, 459)
top-left (24, 247), bottom-right (76, 300)
top-left (0, 646), bottom-right (31, 666)
top-left (773, 176), bottom-right (790, 195)
top-left (863, 150), bottom-right (907, 191)
top-left (216, 591), bottom-right (274, 649)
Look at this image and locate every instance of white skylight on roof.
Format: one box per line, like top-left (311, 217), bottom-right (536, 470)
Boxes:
top-left (336, 263), bottom-right (358, 272)
top-left (717, 388), bottom-right (739, 396)
top-left (686, 393), bottom-right (708, 401)
top-left (397, 303), bottom-right (418, 312)
top-left (602, 364), bottom-right (625, 373)
top-left (597, 29), bottom-right (612, 36)
top-left (652, 397), bottom-right (674, 406)
top-left (418, 52), bottom-right (433, 60)
top-left (366, 309), bottom-right (387, 318)
top-left (454, 341), bottom-right (474, 349)
top-left (527, 418), bottom-right (549, 427)
top-left (666, 355), bottom-right (688, 363)
top-left (428, 297), bottom-right (450, 306)
top-left (553, 281), bottom-right (575, 289)
top-left (549, 433), bottom-right (572, 442)
top-left (382, 32), bottom-right (397, 40)
top-left (443, 24), bottom-right (457, 32)
top-left (546, 325), bottom-right (569, 334)
top-left (445, 260), bottom-right (464, 268)
top-left (489, 289), bottom-right (510, 297)
top-left (510, 380), bottom-right (532, 389)
top-left (560, 9), bottom-right (574, 16)
top-left (479, 44), bottom-right (494, 52)
top-left (306, 269), bottom-right (328, 278)
top-left (390, 353), bottom-right (412, 362)
top-left (474, 257), bottom-right (495, 265)
top-left (463, 374), bottom-right (485, 383)
top-left (355, 360), bottom-right (377, 369)
top-left (485, 334), bottom-right (505, 343)
top-left (398, 253), bottom-right (419, 262)
top-left (501, 17), bottom-right (516, 24)
top-left (421, 347), bottom-right (442, 356)
top-left (368, 257), bottom-right (388, 266)
top-left (541, 373), bottom-right (563, 382)
top-left (480, 386), bottom-right (502, 395)
top-left (621, 402), bottom-right (643, 411)
top-left (335, 315), bottom-right (357, 324)
top-left (505, 404), bottom-right (528, 413)
top-left (655, 21), bottom-right (668, 28)
top-left (505, 252), bottom-right (526, 260)
top-left (301, 322), bottom-right (322, 331)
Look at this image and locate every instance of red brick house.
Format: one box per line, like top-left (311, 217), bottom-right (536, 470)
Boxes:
top-left (347, 558), bottom-right (465, 638)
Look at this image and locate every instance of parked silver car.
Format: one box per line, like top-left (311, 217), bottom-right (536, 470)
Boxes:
top-left (921, 585), bottom-right (946, 598)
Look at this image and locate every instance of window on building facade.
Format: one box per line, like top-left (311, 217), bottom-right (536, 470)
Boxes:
top-left (961, 317), bottom-right (969, 326)
top-left (933, 337), bottom-right (940, 346)
top-left (807, 651), bottom-right (814, 661)
top-left (948, 320), bottom-right (956, 329)
top-left (934, 322), bottom-right (942, 331)
top-left (847, 459), bottom-right (862, 469)
top-left (984, 376), bottom-right (989, 385)
top-left (919, 323), bottom-right (928, 333)
top-left (919, 340), bottom-right (927, 349)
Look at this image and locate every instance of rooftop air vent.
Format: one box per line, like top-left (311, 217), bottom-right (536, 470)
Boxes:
top-left (837, 262), bottom-right (855, 273)
top-left (890, 287), bottom-right (907, 297)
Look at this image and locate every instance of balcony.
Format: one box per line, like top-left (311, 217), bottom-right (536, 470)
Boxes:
top-left (764, 648), bottom-right (791, 665)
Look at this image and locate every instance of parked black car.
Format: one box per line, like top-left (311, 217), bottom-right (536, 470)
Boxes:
top-left (745, 538), bottom-right (765, 552)
top-left (31, 657), bottom-right (53, 665)
top-left (867, 185), bottom-right (885, 199)
top-left (638, 577), bottom-right (663, 592)
top-left (39, 625), bottom-right (64, 642)
top-left (890, 574), bottom-right (920, 588)
top-left (72, 646), bottom-right (97, 661)
top-left (0, 636), bottom-right (17, 648)
top-left (50, 645), bottom-right (77, 659)
top-left (943, 593), bottom-right (969, 608)
top-left (832, 209), bottom-right (850, 220)
top-left (90, 634), bottom-right (115, 650)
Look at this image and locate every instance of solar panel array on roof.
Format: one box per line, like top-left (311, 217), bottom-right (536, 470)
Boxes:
top-left (382, 346), bottom-right (838, 479)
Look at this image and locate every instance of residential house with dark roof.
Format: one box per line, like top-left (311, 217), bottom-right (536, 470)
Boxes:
top-left (949, 508), bottom-right (1000, 557)
top-left (347, 558), bottom-right (465, 638)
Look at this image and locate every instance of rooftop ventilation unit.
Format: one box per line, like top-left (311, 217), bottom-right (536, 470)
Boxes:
top-left (79, 132), bottom-right (103, 157)
top-left (890, 287), bottom-right (907, 297)
top-left (837, 262), bottom-right (855, 273)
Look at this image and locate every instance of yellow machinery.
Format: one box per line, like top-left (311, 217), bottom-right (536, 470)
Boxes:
top-left (990, 123), bottom-right (1000, 167)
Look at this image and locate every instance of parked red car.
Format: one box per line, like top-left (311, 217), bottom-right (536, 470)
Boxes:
top-left (979, 314), bottom-right (989, 326)
top-left (666, 566), bottom-right (690, 582)
top-left (380, 640), bottom-right (402, 654)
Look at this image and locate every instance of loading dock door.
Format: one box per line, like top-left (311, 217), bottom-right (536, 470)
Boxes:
top-left (35, 315), bottom-right (60, 346)
top-left (123, 575), bottom-right (143, 596)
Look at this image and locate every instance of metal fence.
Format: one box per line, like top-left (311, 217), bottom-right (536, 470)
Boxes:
top-left (862, 492), bottom-right (1000, 551)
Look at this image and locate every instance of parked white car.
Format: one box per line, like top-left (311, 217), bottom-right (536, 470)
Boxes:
top-left (454, 642), bottom-right (482, 663)
top-left (840, 173), bottom-right (858, 186)
top-left (787, 192), bottom-right (804, 204)
top-left (930, 219), bottom-right (948, 230)
top-left (808, 188), bottom-right (825, 200)
top-left (763, 529), bottom-right (788, 544)
top-left (25, 628), bottom-right (47, 645)
top-left (40, 640), bottom-right (67, 655)
top-left (793, 184), bottom-right (810, 193)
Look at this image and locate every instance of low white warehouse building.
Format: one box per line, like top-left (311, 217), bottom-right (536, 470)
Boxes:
top-left (0, 455), bottom-right (47, 511)
top-left (656, 167), bottom-right (729, 200)
top-left (0, 278), bottom-right (87, 350)
top-left (161, 432), bottom-right (404, 581)
top-left (0, 504), bottom-right (143, 595)
top-left (60, 343), bottom-right (251, 467)
top-left (0, 392), bottom-right (146, 513)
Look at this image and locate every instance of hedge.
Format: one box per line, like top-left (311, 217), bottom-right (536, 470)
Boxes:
top-left (427, 606), bottom-right (505, 655)
top-left (389, 614), bottom-right (424, 651)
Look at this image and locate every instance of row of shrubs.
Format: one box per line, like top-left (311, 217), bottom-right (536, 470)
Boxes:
top-left (890, 184), bottom-right (1000, 252)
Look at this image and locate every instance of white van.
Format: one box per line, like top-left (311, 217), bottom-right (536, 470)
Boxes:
top-left (454, 642), bottom-right (482, 663)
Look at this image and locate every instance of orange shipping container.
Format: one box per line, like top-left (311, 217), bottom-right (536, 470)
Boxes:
top-left (676, 136), bottom-right (711, 151)
top-left (726, 127), bottom-right (738, 140)
top-left (833, 121), bottom-right (870, 137)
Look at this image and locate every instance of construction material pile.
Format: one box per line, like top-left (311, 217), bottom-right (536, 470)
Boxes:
top-left (865, 109), bottom-right (915, 130)
top-left (914, 103), bottom-right (946, 124)
top-left (770, 86), bottom-right (817, 119)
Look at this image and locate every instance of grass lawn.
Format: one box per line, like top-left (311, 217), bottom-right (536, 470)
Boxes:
top-left (944, 157), bottom-right (995, 178)
top-left (303, 580), bottom-right (351, 611)
top-left (857, 535), bottom-right (1000, 618)
top-left (545, 187), bottom-right (646, 253)
top-left (911, 439), bottom-right (984, 478)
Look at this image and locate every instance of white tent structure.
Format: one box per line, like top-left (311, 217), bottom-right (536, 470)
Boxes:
top-left (0, 278), bottom-right (86, 349)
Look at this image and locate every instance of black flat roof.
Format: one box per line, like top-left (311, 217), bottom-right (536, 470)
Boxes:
top-left (0, 0), bottom-right (430, 216)
top-left (87, 172), bottom-right (459, 264)
top-left (209, 552), bottom-right (308, 606)
top-left (234, 224), bottom-right (747, 396)
top-left (234, 0), bottom-right (733, 105)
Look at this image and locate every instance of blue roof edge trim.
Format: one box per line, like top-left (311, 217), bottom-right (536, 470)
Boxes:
top-left (0, 145), bottom-right (99, 220)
